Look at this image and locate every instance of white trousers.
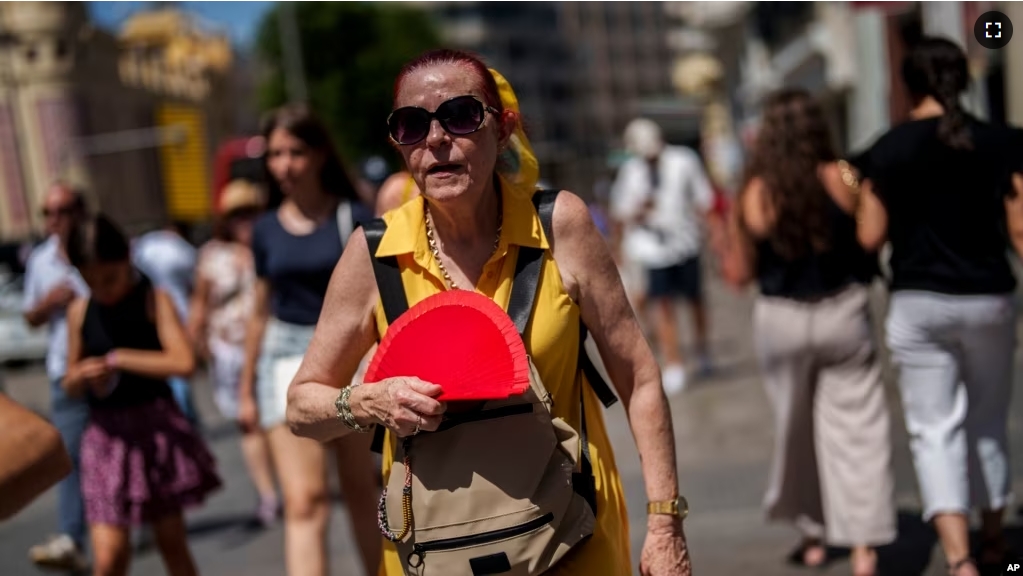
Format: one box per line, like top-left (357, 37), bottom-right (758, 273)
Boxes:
top-left (754, 284), bottom-right (897, 546)
top-left (886, 290), bottom-right (1017, 521)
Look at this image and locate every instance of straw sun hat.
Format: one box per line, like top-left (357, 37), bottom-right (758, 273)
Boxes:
top-left (218, 179), bottom-right (266, 215)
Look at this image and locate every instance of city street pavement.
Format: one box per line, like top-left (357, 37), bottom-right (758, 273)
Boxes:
top-left (3, 273), bottom-right (1023, 575)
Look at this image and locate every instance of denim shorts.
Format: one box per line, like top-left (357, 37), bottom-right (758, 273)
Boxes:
top-left (256, 318), bottom-right (316, 430)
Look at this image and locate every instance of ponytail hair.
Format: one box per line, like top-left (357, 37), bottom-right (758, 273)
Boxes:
top-left (901, 37), bottom-right (972, 149)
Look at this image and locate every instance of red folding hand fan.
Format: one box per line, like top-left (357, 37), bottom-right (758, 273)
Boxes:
top-left (363, 290), bottom-right (531, 401)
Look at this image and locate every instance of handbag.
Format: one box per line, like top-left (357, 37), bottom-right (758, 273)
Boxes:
top-left (0, 393), bottom-right (72, 521)
top-left (623, 226), bottom-right (667, 267)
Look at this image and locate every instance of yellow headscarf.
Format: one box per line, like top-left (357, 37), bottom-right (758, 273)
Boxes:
top-left (489, 68), bottom-right (540, 198)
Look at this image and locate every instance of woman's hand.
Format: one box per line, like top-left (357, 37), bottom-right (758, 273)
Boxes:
top-left (238, 392), bottom-right (259, 433)
top-left (65, 357), bottom-right (113, 399)
top-left (77, 357), bottom-right (112, 387)
top-left (194, 338), bottom-right (211, 364)
top-left (639, 518), bottom-right (692, 576)
top-left (350, 378), bottom-right (446, 437)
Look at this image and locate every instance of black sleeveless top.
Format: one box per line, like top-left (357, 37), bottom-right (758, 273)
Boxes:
top-left (81, 272), bottom-right (172, 408)
top-left (755, 194), bottom-right (877, 301)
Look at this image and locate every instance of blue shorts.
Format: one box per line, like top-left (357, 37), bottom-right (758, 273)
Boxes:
top-left (648, 256), bottom-right (703, 302)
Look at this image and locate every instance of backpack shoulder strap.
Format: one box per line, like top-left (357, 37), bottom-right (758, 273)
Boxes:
top-left (531, 190), bottom-right (559, 243)
top-left (362, 218), bottom-right (408, 455)
top-left (532, 190), bottom-right (618, 409)
top-left (361, 218), bottom-right (408, 325)
top-left (506, 246), bottom-right (544, 336)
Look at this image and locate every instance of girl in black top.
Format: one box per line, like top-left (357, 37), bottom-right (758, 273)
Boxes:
top-left (63, 214), bottom-right (220, 576)
top-left (857, 37), bottom-right (1023, 576)
top-left (721, 89), bottom-right (895, 576)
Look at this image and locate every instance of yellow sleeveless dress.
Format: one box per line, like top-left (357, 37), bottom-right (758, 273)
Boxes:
top-left (372, 192), bottom-right (632, 575)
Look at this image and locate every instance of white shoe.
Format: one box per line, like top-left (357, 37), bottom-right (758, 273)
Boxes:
top-left (662, 364), bottom-right (687, 395)
top-left (29, 534), bottom-right (88, 572)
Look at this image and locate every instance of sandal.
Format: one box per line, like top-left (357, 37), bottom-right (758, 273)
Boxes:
top-left (978, 534), bottom-right (1009, 571)
top-left (786, 538), bottom-right (827, 569)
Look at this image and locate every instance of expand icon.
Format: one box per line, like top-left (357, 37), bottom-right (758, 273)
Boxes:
top-left (975, 11), bottom-right (1014, 49)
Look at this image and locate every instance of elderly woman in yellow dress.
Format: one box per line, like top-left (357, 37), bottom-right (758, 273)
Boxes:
top-left (285, 49), bottom-right (691, 576)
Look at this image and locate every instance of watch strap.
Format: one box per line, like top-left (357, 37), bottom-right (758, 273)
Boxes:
top-left (647, 496), bottom-right (688, 518)
top-left (647, 500), bottom-right (678, 515)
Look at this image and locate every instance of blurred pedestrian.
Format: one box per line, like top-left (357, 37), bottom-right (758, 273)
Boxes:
top-left (286, 49), bottom-right (691, 576)
top-left (361, 156), bottom-right (390, 192)
top-left (855, 37), bottom-right (1023, 576)
top-left (720, 89), bottom-right (895, 576)
top-left (23, 183), bottom-right (91, 571)
top-left (132, 221), bottom-right (200, 428)
top-left (64, 213), bottom-right (220, 576)
top-left (238, 105), bottom-right (381, 576)
top-left (611, 118), bottom-right (716, 394)
top-left (188, 179), bottom-right (279, 527)
top-left (374, 170), bottom-right (420, 216)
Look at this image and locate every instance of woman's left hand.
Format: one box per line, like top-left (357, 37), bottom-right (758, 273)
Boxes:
top-left (639, 519), bottom-right (692, 576)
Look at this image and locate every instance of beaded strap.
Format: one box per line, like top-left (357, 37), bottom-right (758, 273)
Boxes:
top-left (377, 437), bottom-right (413, 542)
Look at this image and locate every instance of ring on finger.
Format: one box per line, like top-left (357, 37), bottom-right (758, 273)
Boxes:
top-left (413, 414), bottom-right (422, 436)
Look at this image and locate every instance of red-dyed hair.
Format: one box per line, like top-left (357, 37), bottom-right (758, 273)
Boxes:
top-left (393, 49), bottom-right (504, 112)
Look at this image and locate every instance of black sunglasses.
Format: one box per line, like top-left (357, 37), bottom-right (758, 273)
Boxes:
top-left (41, 206), bottom-right (76, 218)
top-left (387, 95), bottom-right (499, 146)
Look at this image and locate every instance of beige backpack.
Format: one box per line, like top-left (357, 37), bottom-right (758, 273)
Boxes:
top-left (362, 191), bottom-right (619, 575)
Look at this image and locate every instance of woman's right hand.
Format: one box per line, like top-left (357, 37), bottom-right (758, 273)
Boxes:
top-left (238, 393), bottom-right (259, 433)
top-left (77, 357), bottom-right (111, 385)
top-left (351, 378), bottom-right (446, 437)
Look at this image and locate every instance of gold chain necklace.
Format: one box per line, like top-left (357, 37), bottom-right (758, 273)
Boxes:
top-left (424, 204), bottom-right (501, 290)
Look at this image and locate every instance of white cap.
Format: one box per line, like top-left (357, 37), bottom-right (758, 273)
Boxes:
top-left (623, 118), bottom-right (664, 159)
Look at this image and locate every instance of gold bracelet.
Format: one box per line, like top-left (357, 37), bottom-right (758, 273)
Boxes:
top-left (335, 384), bottom-right (370, 433)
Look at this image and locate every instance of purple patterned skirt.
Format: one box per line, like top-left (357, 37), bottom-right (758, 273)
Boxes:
top-left (80, 397), bottom-right (222, 526)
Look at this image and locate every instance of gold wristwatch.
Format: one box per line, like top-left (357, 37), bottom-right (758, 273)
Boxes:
top-left (647, 495), bottom-right (689, 519)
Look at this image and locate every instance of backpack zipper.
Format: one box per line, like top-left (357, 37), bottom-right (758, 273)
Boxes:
top-left (406, 512), bottom-right (554, 568)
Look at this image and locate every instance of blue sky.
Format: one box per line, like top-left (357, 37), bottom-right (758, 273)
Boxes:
top-left (87, 2), bottom-right (275, 48)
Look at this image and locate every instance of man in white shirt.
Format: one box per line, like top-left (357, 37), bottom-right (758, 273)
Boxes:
top-left (22, 183), bottom-right (91, 570)
top-left (132, 223), bottom-right (199, 426)
top-left (611, 118), bottom-right (715, 394)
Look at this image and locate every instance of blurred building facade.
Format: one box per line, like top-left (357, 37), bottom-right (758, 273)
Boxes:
top-left (424, 1), bottom-right (696, 197)
top-left (667, 0), bottom-right (1023, 189)
top-left (0, 2), bottom-right (237, 242)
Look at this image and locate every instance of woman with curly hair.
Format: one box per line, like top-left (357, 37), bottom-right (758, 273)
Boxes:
top-left (721, 88), bottom-right (896, 576)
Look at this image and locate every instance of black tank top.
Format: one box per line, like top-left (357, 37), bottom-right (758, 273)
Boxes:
top-left (81, 272), bottom-right (172, 407)
top-left (755, 194), bottom-right (877, 300)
